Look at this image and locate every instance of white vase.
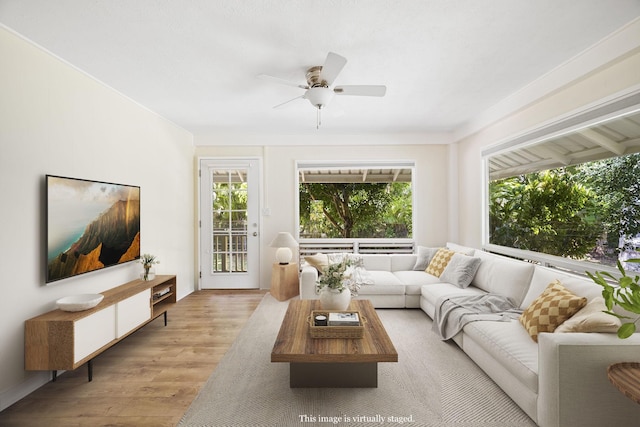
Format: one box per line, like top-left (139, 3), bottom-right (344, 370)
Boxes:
top-left (319, 288), bottom-right (351, 311)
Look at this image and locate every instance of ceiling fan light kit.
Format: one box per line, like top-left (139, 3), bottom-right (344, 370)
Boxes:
top-left (259, 52), bottom-right (386, 129)
top-left (304, 86), bottom-right (334, 109)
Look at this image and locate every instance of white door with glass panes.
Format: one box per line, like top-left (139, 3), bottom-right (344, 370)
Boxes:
top-left (200, 159), bottom-right (260, 289)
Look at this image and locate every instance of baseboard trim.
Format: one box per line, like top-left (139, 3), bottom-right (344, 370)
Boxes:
top-left (0, 371), bottom-right (54, 411)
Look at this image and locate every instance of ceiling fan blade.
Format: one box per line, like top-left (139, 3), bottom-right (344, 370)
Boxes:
top-left (334, 85), bottom-right (387, 97)
top-left (273, 95), bottom-right (305, 109)
top-left (258, 74), bottom-right (308, 89)
top-left (319, 52), bottom-right (347, 86)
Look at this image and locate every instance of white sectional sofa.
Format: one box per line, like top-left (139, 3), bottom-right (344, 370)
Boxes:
top-left (299, 243), bottom-right (640, 427)
top-left (300, 250), bottom-right (446, 308)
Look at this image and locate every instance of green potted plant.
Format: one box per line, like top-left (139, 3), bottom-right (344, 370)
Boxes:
top-left (587, 258), bottom-right (640, 338)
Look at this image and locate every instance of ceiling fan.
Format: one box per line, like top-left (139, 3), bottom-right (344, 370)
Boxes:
top-left (258, 52), bottom-right (386, 128)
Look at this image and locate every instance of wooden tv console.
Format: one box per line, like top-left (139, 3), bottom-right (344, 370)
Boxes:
top-left (24, 275), bottom-right (177, 381)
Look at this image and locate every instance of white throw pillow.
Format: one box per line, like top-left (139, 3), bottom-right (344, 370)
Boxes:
top-left (554, 296), bottom-right (621, 333)
top-left (439, 253), bottom-right (482, 288)
top-left (413, 246), bottom-right (439, 271)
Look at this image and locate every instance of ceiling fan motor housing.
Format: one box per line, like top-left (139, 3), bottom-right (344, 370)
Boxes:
top-left (305, 66), bottom-right (326, 88)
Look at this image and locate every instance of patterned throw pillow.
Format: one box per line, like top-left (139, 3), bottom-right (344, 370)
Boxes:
top-left (519, 280), bottom-right (587, 342)
top-left (425, 248), bottom-right (456, 277)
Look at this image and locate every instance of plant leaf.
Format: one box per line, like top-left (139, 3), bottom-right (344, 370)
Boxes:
top-left (620, 276), bottom-right (634, 288)
top-left (602, 289), bottom-right (615, 310)
top-left (618, 322), bottom-right (636, 339)
top-left (603, 310), bottom-right (631, 320)
top-left (600, 271), bottom-right (617, 282)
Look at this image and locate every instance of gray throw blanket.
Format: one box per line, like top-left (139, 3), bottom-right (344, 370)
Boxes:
top-left (433, 294), bottom-right (523, 340)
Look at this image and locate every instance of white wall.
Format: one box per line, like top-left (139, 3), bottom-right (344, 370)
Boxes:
top-left (455, 46), bottom-right (640, 249)
top-left (195, 136), bottom-right (451, 288)
top-left (0, 27), bottom-right (195, 409)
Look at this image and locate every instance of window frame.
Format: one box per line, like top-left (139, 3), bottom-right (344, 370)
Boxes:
top-left (295, 160), bottom-right (417, 251)
top-left (482, 91), bottom-right (640, 276)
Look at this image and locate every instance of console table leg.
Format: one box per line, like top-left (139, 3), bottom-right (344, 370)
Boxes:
top-left (164, 311), bottom-right (167, 326)
top-left (88, 359), bottom-right (93, 382)
top-left (52, 370), bottom-right (57, 382)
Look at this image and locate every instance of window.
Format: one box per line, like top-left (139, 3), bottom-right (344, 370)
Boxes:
top-left (297, 161), bottom-right (415, 252)
top-left (211, 170), bottom-right (248, 272)
top-left (483, 94), bottom-right (640, 273)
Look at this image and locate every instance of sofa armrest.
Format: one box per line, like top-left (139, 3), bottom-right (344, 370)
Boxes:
top-left (299, 265), bottom-right (319, 300)
top-left (538, 332), bottom-right (640, 427)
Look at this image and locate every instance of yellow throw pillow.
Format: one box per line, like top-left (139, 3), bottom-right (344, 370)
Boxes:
top-left (304, 253), bottom-right (329, 274)
top-left (425, 248), bottom-right (456, 277)
top-left (519, 280), bottom-right (587, 342)
top-left (554, 296), bottom-right (621, 333)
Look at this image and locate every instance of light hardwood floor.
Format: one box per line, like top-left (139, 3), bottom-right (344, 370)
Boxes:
top-left (0, 289), bottom-right (267, 427)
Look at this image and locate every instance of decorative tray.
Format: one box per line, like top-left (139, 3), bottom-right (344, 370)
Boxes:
top-left (307, 310), bottom-right (366, 339)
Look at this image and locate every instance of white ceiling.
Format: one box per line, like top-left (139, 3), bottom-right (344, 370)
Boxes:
top-left (1, 0), bottom-right (640, 136)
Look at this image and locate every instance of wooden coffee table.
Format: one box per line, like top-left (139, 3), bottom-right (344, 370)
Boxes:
top-left (271, 299), bottom-right (398, 387)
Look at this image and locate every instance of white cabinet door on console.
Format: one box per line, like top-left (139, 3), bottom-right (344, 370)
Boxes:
top-left (74, 305), bottom-right (117, 363)
top-left (116, 290), bottom-right (151, 338)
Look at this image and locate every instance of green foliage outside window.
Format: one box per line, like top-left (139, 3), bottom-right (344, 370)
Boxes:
top-left (299, 182), bottom-right (412, 238)
top-left (489, 153), bottom-right (640, 267)
top-left (212, 181), bottom-right (248, 231)
top-left (489, 169), bottom-right (602, 258)
top-left (575, 153), bottom-right (640, 252)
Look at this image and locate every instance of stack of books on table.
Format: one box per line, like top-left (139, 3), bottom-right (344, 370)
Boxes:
top-left (328, 312), bottom-right (360, 326)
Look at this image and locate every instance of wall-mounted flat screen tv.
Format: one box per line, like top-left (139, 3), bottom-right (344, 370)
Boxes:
top-left (46, 175), bottom-right (140, 283)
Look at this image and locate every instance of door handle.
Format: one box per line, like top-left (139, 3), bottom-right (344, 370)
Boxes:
top-left (253, 232), bottom-right (258, 236)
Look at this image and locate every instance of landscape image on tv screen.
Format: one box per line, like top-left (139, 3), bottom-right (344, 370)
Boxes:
top-left (46, 175), bottom-right (141, 283)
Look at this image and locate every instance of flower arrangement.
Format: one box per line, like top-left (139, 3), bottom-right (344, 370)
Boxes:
top-left (315, 257), bottom-right (361, 296)
top-left (140, 253), bottom-right (159, 281)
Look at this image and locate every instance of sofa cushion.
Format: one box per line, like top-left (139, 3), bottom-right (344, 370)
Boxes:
top-left (554, 296), bottom-right (621, 333)
top-left (446, 242), bottom-right (475, 256)
top-left (362, 270), bottom-right (404, 287)
top-left (362, 254), bottom-right (392, 271)
top-left (393, 271), bottom-right (441, 295)
top-left (426, 248), bottom-right (456, 277)
top-left (521, 265), bottom-right (603, 309)
top-left (440, 253), bottom-right (482, 288)
top-left (356, 285), bottom-right (405, 296)
top-left (471, 251), bottom-right (535, 307)
top-left (519, 280), bottom-right (587, 342)
top-left (463, 319), bottom-right (539, 392)
top-left (391, 254), bottom-right (419, 272)
top-left (420, 283), bottom-right (485, 308)
top-left (355, 271), bottom-right (405, 296)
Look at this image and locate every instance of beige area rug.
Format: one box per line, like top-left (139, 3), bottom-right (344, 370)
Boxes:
top-left (178, 294), bottom-right (537, 427)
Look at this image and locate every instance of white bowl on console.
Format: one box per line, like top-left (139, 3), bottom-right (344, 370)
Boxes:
top-left (56, 294), bottom-right (104, 312)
